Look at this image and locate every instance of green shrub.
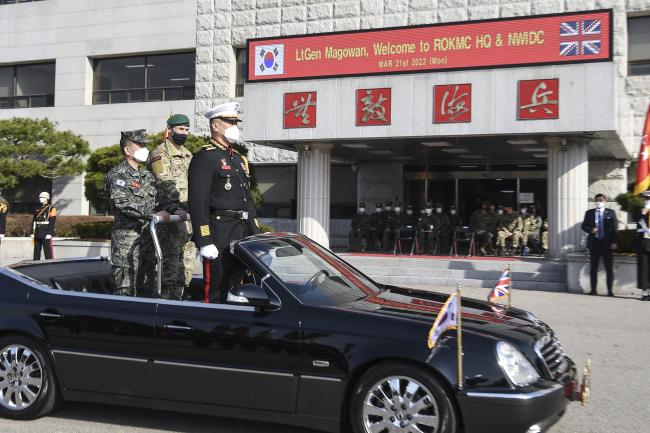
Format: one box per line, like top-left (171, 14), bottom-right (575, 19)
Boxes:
top-left (616, 229), bottom-right (635, 254)
top-left (259, 223), bottom-right (273, 233)
top-left (73, 221), bottom-right (113, 240)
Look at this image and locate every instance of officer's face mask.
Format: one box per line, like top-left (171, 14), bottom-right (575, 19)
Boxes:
top-left (359, 208), bottom-right (365, 213)
top-left (435, 207), bottom-right (442, 213)
top-left (406, 210), bottom-right (413, 215)
top-left (520, 208), bottom-right (527, 215)
top-left (394, 207), bottom-right (401, 213)
top-left (450, 210), bottom-right (456, 215)
top-left (644, 200), bottom-right (650, 209)
top-left (595, 201), bottom-right (605, 209)
top-left (133, 146), bottom-right (149, 163)
top-left (385, 207), bottom-right (392, 212)
top-left (224, 125), bottom-right (240, 143)
top-left (171, 131), bottom-right (188, 145)
top-left (38, 197), bottom-right (48, 205)
top-left (425, 208), bottom-right (432, 216)
top-left (496, 209), bottom-right (503, 215)
top-left (376, 208), bottom-right (381, 213)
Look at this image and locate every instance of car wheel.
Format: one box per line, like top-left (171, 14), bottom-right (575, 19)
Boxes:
top-left (351, 363), bottom-right (457, 433)
top-left (0, 336), bottom-right (58, 420)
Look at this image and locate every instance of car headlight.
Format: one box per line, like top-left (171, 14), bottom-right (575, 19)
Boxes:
top-left (496, 341), bottom-right (540, 386)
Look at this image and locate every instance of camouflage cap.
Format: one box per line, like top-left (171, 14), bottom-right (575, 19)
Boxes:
top-left (167, 114), bottom-right (190, 127)
top-left (121, 129), bottom-right (149, 145)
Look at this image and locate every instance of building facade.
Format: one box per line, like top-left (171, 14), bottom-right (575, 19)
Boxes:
top-left (1, 0), bottom-right (649, 256)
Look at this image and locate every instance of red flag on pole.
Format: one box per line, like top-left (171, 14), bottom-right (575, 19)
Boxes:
top-left (634, 105), bottom-right (650, 194)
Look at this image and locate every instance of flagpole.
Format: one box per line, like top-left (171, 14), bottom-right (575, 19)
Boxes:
top-left (507, 263), bottom-right (512, 309)
top-left (456, 283), bottom-right (463, 391)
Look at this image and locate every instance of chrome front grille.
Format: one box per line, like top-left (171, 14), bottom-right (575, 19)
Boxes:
top-left (535, 333), bottom-right (570, 382)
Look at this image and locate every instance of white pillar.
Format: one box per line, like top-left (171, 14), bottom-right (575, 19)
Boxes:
top-left (297, 143), bottom-right (332, 248)
top-left (547, 139), bottom-right (588, 257)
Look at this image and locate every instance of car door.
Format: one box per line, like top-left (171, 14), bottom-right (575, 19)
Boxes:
top-left (28, 287), bottom-right (156, 398)
top-left (152, 266), bottom-right (301, 413)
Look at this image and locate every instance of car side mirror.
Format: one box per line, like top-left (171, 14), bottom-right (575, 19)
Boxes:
top-left (227, 283), bottom-right (270, 310)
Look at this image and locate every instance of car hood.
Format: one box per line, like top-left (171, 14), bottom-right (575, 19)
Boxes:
top-left (332, 285), bottom-right (548, 345)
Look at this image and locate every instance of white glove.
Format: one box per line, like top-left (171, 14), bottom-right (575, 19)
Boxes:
top-left (0, 234), bottom-right (4, 239)
top-left (200, 244), bottom-right (219, 259)
top-left (45, 234), bottom-right (52, 240)
top-left (645, 201), bottom-right (650, 210)
top-left (30, 234), bottom-right (34, 239)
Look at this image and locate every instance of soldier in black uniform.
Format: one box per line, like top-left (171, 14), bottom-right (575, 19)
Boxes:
top-left (349, 202), bottom-right (370, 252)
top-left (380, 201), bottom-right (394, 252)
top-left (32, 192), bottom-right (57, 260)
top-left (188, 102), bottom-right (260, 303)
top-left (367, 203), bottom-right (383, 251)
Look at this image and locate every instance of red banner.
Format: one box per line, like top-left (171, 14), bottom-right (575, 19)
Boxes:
top-left (247, 10), bottom-right (611, 82)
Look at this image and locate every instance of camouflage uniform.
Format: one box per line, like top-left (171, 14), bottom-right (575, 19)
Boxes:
top-left (148, 138), bottom-right (196, 299)
top-left (526, 214), bottom-right (543, 254)
top-left (516, 213), bottom-right (534, 254)
top-left (541, 220), bottom-right (549, 252)
top-left (496, 211), bottom-right (520, 253)
top-left (106, 135), bottom-right (179, 297)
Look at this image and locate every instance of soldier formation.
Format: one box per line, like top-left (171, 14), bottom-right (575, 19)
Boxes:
top-left (349, 199), bottom-right (548, 256)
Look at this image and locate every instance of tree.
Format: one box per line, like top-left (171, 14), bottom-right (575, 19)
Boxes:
top-left (84, 133), bottom-right (263, 212)
top-left (0, 117), bottom-right (90, 192)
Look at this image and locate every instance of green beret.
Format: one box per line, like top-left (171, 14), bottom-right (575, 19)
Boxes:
top-left (167, 114), bottom-right (190, 127)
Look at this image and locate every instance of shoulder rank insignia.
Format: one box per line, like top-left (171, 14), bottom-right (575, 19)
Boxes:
top-left (115, 179), bottom-right (126, 187)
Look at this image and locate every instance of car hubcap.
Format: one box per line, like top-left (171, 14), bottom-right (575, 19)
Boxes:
top-left (0, 345), bottom-right (43, 411)
top-left (362, 376), bottom-right (440, 433)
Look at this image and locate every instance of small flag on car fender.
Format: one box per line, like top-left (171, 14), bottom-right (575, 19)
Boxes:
top-left (427, 291), bottom-right (459, 350)
top-left (488, 267), bottom-right (511, 304)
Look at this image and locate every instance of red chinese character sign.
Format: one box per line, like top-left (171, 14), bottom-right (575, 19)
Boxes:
top-left (356, 88), bottom-right (391, 126)
top-left (518, 79), bottom-right (559, 120)
top-left (434, 84), bottom-right (471, 123)
top-left (283, 92), bottom-right (317, 128)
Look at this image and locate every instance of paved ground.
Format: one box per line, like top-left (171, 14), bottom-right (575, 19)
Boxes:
top-left (1, 287), bottom-right (648, 433)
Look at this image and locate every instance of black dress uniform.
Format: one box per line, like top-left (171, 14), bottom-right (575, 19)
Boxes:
top-left (32, 202), bottom-right (57, 260)
top-left (188, 138), bottom-right (260, 302)
top-left (634, 204), bottom-right (650, 301)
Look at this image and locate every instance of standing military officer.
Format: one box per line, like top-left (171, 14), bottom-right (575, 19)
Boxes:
top-left (105, 130), bottom-right (179, 297)
top-left (188, 102), bottom-right (260, 303)
top-left (431, 203), bottom-right (450, 254)
top-left (446, 205), bottom-right (462, 253)
top-left (349, 203), bottom-right (370, 252)
top-left (147, 114), bottom-right (195, 300)
top-left (32, 192), bottom-right (57, 260)
top-left (417, 203), bottom-right (435, 255)
top-left (367, 203), bottom-right (383, 251)
top-left (381, 201), bottom-right (395, 252)
top-left (635, 191), bottom-right (650, 301)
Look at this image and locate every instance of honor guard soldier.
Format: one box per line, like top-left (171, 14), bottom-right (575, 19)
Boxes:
top-left (349, 202), bottom-right (370, 252)
top-left (32, 192), bottom-right (57, 260)
top-left (188, 102), bottom-right (260, 303)
top-left (147, 114), bottom-right (195, 300)
top-left (105, 130), bottom-right (180, 297)
top-left (636, 191), bottom-right (650, 301)
top-left (0, 192), bottom-right (7, 242)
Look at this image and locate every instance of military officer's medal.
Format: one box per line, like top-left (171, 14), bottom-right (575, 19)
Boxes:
top-left (225, 175), bottom-right (232, 191)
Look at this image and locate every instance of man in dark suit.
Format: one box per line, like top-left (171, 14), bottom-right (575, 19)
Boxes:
top-left (581, 193), bottom-right (618, 296)
top-left (635, 190), bottom-right (650, 301)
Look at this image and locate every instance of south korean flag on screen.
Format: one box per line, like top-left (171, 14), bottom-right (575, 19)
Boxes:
top-left (254, 44), bottom-right (285, 76)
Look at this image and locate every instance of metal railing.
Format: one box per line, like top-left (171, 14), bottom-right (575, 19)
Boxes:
top-left (150, 213), bottom-right (190, 298)
top-left (92, 86), bottom-right (195, 105)
top-left (0, 94), bottom-right (54, 109)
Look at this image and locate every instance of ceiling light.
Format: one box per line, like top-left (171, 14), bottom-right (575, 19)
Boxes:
top-left (391, 156), bottom-right (415, 160)
top-left (368, 150), bottom-right (393, 155)
top-left (459, 154), bottom-right (486, 159)
top-left (517, 164), bottom-right (536, 168)
top-left (507, 139), bottom-right (538, 145)
top-left (170, 77), bottom-right (190, 81)
top-left (441, 148), bottom-right (470, 154)
top-left (460, 165), bottom-right (479, 168)
top-left (532, 153), bottom-right (548, 158)
top-left (341, 143), bottom-right (370, 149)
top-left (500, 190), bottom-right (515, 193)
top-left (421, 141), bottom-right (452, 147)
top-left (520, 148), bottom-right (547, 152)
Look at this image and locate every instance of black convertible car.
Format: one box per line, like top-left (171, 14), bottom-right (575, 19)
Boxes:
top-left (0, 232), bottom-right (584, 433)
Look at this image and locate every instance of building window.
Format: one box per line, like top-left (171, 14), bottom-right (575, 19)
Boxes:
top-left (629, 16), bottom-right (650, 76)
top-left (92, 52), bottom-right (195, 104)
top-left (235, 48), bottom-right (246, 97)
top-left (0, 62), bottom-right (55, 109)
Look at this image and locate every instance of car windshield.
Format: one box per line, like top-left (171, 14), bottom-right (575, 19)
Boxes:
top-left (239, 236), bottom-right (383, 306)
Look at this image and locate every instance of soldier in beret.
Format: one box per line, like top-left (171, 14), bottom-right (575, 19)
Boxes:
top-left (105, 129), bottom-right (182, 297)
top-left (147, 114), bottom-right (195, 300)
top-left (188, 102), bottom-right (260, 303)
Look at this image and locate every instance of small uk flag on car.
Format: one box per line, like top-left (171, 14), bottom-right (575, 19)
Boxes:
top-left (254, 44), bottom-right (285, 76)
top-left (559, 19), bottom-right (601, 56)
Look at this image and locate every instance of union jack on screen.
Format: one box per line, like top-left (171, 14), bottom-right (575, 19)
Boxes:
top-left (560, 19), bottom-right (601, 56)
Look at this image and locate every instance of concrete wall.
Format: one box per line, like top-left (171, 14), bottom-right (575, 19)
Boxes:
top-left (0, 0), bottom-right (197, 214)
top-left (566, 253), bottom-right (639, 296)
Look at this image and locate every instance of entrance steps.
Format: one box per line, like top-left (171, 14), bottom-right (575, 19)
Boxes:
top-left (339, 254), bottom-right (567, 292)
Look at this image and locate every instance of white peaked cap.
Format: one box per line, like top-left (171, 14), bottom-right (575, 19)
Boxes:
top-left (204, 102), bottom-right (241, 120)
top-left (39, 192), bottom-right (50, 200)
